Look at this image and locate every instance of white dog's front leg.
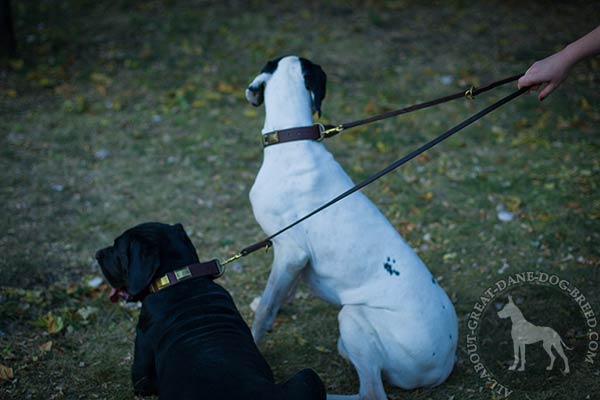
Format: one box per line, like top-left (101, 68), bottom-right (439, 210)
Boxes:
top-left (252, 241), bottom-right (309, 343)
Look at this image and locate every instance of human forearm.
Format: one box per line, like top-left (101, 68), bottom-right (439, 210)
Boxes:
top-left (518, 25), bottom-right (600, 100)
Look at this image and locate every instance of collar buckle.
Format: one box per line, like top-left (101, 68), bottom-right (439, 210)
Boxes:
top-left (262, 131), bottom-right (280, 146)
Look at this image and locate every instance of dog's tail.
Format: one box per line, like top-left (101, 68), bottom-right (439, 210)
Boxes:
top-left (560, 338), bottom-right (573, 351)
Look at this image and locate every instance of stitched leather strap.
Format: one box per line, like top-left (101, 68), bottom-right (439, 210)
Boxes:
top-left (148, 259), bottom-right (222, 294)
top-left (262, 125), bottom-right (322, 147)
top-left (321, 74), bottom-right (523, 138)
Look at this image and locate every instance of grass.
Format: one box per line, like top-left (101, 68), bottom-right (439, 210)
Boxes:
top-left (1, 0), bottom-right (599, 398)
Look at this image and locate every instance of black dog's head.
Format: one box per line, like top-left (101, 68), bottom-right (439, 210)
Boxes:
top-left (245, 55), bottom-right (327, 117)
top-left (95, 222), bottom-right (199, 302)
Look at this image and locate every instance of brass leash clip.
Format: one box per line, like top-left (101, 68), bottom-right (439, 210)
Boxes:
top-left (319, 124), bottom-right (344, 138)
top-left (221, 252), bottom-right (242, 266)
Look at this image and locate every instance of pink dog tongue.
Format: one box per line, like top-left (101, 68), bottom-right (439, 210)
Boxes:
top-left (109, 288), bottom-right (129, 303)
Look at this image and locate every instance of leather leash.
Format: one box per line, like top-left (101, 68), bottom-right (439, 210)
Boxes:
top-left (261, 74), bottom-right (522, 147)
top-left (220, 85), bottom-right (530, 269)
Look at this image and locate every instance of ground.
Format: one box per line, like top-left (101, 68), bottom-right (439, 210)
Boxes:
top-left (1, 1), bottom-right (599, 399)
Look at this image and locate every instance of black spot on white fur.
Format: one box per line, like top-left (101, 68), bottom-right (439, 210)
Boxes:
top-left (384, 257), bottom-right (399, 276)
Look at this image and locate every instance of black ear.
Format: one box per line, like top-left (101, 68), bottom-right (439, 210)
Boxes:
top-left (127, 235), bottom-right (160, 298)
top-left (246, 81), bottom-right (265, 107)
top-left (245, 56), bottom-right (284, 107)
top-left (300, 58), bottom-right (327, 117)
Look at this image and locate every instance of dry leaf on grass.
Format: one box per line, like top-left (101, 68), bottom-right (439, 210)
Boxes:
top-left (0, 364), bottom-right (14, 381)
top-left (39, 341), bottom-right (53, 353)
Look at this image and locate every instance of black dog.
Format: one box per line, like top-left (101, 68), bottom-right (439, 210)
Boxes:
top-left (95, 222), bottom-right (325, 400)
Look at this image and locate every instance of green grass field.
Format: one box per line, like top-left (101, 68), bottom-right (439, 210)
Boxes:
top-left (1, 1), bottom-right (598, 399)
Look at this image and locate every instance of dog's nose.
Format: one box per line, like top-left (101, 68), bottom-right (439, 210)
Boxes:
top-left (95, 250), bottom-right (103, 262)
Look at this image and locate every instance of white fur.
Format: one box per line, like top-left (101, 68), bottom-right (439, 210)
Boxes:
top-left (247, 56), bottom-right (458, 399)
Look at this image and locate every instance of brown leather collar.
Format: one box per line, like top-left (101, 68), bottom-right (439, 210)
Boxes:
top-left (148, 259), bottom-right (223, 294)
top-left (262, 125), bottom-right (323, 147)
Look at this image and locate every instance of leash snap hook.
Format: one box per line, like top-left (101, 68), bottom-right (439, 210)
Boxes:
top-left (221, 252), bottom-right (242, 266)
top-left (319, 124), bottom-right (344, 138)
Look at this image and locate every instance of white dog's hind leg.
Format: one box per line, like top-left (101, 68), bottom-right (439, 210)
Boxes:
top-left (331, 305), bottom-right (388, 400)
top-left (251, 241), bottom-right (308, 343)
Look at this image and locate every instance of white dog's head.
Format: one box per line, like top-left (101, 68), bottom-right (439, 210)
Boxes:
top-left (245, 55), bottom-right (327, 117)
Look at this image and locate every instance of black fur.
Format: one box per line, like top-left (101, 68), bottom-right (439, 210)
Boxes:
top-left (260, 56), bottom-right (284, 74)
top-left (95, 222), bottom-right (326, 400)
top-left (299, 57), bottom-right (327, 117)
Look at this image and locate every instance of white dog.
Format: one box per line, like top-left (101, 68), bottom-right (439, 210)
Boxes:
top-left (245, 56), bottom-right (457, 399)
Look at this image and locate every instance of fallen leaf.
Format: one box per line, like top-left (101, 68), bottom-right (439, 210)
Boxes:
top-left (421, 192), bottom-right (434, 202)
top-left (39, 341), bottom-right (53, 353)
top-left (443, 253), bottom-right (457, 262)
top-left (296, 335), bottom-right (307, 346)
top-left (376, 141), bottom-right (389, 153)
top-left (580, 98), bottom-right (591, 111)
top-left (9, 59), bottom-right (24, 71)
top-left (363, 100), bottom-right (377, 114)
top-left (204, 92), bottom-right (222, 101)
top-left (502, 196), bottom-right (522, 212)
top-left (315, 346), bottom-right (331, 353)
top-left (42, 313), bottom-right (65, 334)
top-left (0, 364), bottom-right (14, 381)
top-left (77, 306), bottom-right (98, 321)
top-left (217, 82), bottom-right (235, 94)
top-left (90, 72), bottom-right (112, 85)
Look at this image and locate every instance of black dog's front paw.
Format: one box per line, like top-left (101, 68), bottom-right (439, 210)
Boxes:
top-left (133, 376), bottom-right (158, 398)
top-left (282, 368), bottom-right (326, 400)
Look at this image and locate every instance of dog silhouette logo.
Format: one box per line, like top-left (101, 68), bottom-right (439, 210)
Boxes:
top-left (497, 295), bottom-right (572, 374)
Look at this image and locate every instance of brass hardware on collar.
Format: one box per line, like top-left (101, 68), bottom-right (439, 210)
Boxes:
top-left (145, 261), bottom-right (223, 296)
top-left (262, 132), bottom-right (280, 146)
top-left (464, 86), bottom-right (475, 100)
top-left (174, 267), bottom-right (192, 280)
top-left (156, 275), bottom-right (170, 290)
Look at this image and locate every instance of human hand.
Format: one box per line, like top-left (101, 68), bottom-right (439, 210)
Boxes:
top-left (518, 51), bottom-right (574, 101)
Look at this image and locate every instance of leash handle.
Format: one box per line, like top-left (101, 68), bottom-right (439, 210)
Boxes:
top-left (227, 86), bottom-right (529, 262)
top-left (322, 74), bottom-right (523, 138)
